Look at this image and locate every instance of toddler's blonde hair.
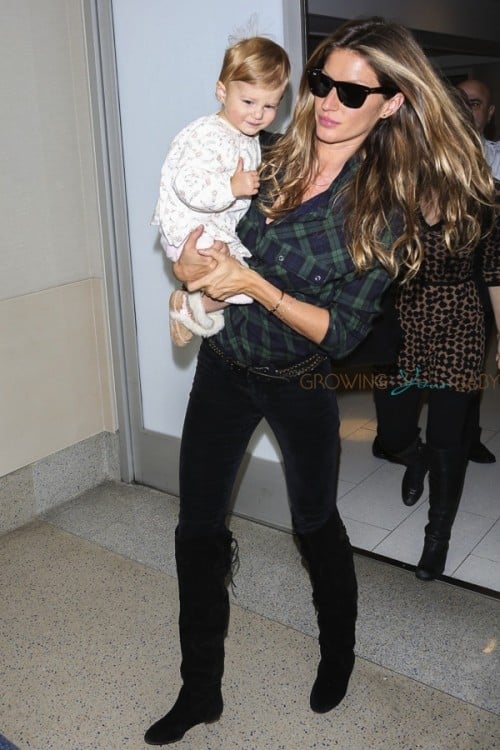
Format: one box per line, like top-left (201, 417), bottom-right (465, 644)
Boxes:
top-left (218, 36), bottom-right (290, 90)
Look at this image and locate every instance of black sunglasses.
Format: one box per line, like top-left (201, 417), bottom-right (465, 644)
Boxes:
top-left (308, 68), bottom-right (398, 109)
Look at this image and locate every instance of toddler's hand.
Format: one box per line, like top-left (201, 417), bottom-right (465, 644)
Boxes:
top-left (231, 157), bottom-right (260, 198)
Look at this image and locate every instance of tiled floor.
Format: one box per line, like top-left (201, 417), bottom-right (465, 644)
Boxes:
top-left (1, 481), bottom-right (499, 749)
top-left (335, 337), bottom-right (500, 593)
top-left (1, 350), bottom-right (498, 749)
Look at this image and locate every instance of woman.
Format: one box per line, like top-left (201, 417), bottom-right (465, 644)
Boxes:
top-left (145, 17), bottom-right (495, 746)
top-left (372, 173), bottom-right (500, 581)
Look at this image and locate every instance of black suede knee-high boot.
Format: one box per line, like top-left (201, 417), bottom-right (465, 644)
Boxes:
top-left (296, 512), bottom-right (358, 713)
top-left (415, 445), bottom-right (469, 581)
top-left (144, 528), bottom-right (233, 745)
top-left (373, 434), bottom-right (429, 506)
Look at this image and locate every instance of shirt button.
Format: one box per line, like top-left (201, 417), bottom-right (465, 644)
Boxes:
top-left (314, 274), bottom-right (322, 282)
top-left (278, 254), bottom-right (284, 261)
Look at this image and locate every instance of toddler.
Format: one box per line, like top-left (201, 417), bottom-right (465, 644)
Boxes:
top-left (152, 36), bottom-right (290, 345)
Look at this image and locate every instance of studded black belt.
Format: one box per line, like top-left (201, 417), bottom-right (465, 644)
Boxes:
top-left (206, 339), bottom-right (327, 382)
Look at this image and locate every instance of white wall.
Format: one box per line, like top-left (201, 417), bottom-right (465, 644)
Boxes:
top-left (0, 0), bottom-right (116, 477)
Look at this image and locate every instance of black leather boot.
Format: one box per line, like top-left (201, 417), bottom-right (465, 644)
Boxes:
top-left (144, 528), bottom-right (233, 745)
top-left (399, 438), bottom-right (429, 506)
top-left (415, 445), bottom-right (469, 581)
top-left (297, 512), bottom-right (357, 713)
top-left (373, 435), bottom-right (428, 506)
top-left (468, 441), bottom-right (496, 463)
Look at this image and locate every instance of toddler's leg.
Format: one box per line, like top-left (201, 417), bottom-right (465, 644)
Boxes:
top-left (169, 290), bottom-right (225, 347)
top-left (225, 240), bottom-right (253, 305)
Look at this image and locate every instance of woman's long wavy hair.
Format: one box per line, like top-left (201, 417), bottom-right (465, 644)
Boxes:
top-left (259, 17), bottom-right (495, 279)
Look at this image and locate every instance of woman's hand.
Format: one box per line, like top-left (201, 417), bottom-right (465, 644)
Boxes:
top-left (180, 243), bottom-right (331, 344)
top-left (172, 226), bottom-right (228, 285)
top-left (186, 246), bottom-right (252, 301)
top-left (175, 230), bottom-right (332, 344)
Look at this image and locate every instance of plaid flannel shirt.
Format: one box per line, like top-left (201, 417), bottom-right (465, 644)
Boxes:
top-left (213, 157), bottom-right (394, 367)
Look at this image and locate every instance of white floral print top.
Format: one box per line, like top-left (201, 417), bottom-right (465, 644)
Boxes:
top-left (152, 113), bottom-right (260, 262)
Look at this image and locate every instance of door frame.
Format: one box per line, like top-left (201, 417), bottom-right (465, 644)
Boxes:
top-left (82, 0), bottom-right (306, 513)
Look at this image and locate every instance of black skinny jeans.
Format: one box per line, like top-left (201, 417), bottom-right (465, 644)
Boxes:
top-left (178, 342), bottom-right (343, 538)
top-left (373, 384), bottom-right (476, 453)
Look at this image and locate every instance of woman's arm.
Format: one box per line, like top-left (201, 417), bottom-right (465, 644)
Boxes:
top-left (176, 231), bottom-right (391, 354)
top-left (184, 245), bottom-right (332, 345)
top-left (173, 229), bottom-right (329, 342)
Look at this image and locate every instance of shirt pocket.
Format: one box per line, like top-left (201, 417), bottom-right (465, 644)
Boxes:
top-left (260, 217), bottom-right (354, 294)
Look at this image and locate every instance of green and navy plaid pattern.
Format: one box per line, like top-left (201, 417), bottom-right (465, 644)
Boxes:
top-left (214, 158), bottom-right (393, 367)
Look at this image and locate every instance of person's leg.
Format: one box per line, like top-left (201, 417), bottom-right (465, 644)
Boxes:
top-left (373, 384), bottom-right (428, 505)
top-left (144, 529), bottom-right (233, 746)
top-left (294, 510), bottom-right (357, 712)
top-left (145, 344), bottom-right (261, 745)
top-left (169, 290), bottom-right (225, 347)
top-left (177, 349), bottom-right (262, 539)
top-left (464, 389), bottom-right (496, 463)
top-left (373, 382), bottom-right (422, 453)
top-left (262, 367), bottom-right (356, 712)
top-left (416, 389), bottom-right (474, 581)
top-left (263, 364), bottom-right (340, 533)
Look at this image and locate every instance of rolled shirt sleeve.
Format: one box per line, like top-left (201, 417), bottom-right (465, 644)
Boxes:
top-left (319, 264), bottom-right (392, 357)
